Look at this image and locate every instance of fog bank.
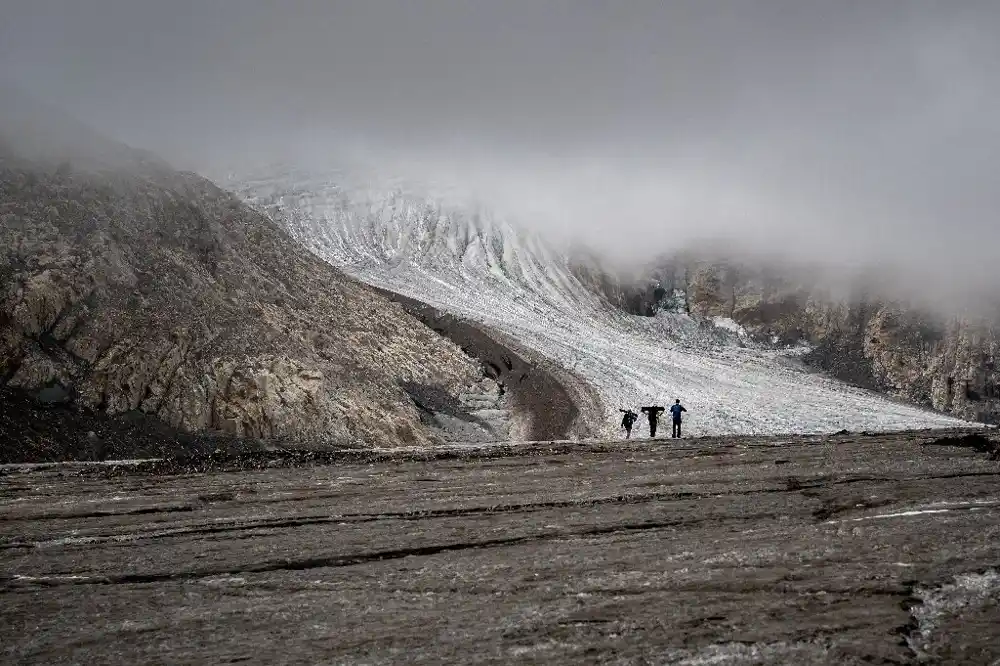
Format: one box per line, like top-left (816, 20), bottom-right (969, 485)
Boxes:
top-left (3, 1), bottom-right (999, 314)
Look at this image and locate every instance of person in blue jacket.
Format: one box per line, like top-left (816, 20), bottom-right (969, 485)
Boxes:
top-left (669, 399), bottom-right (687, 438)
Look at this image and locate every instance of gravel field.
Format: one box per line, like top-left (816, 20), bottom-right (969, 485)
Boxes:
top-left (2, 430), bottom-right (999, 664)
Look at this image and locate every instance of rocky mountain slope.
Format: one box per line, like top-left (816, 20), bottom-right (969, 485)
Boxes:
top-left (0, 123), bottom-right (526, 456)
top-left (570, 255), bottom-right (1000, 425)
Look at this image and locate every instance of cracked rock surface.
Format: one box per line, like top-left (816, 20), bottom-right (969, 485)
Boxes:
top-left (0, 145), bottom-right (503, 449)
top-left (2, 429), bottom-right (998, 664)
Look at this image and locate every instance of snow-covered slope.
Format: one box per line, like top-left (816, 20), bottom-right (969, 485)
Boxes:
top-left (225, 164), bottom-right (966, 438)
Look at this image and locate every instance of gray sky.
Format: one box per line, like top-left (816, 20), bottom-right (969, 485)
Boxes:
top-left (3, 1), bottom-right (999, 310)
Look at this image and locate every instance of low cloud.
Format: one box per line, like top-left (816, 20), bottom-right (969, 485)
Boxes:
top-left (3, 1), bottom-right (998, 314)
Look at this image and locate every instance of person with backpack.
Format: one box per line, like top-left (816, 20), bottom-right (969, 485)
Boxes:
top-left (620, 408), bottom-right (638, 439)
top-left (669, 399), bottom-right (687, 438)
top-left (640, 405), bottom-right (665, 438)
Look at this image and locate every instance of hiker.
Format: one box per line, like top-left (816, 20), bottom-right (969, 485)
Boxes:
top-left (620, 408), bottom-right (638, 439)
top-left (669, 399), bottom-right (687, 438)
top-left (640, 405), bottom-right (665, 438)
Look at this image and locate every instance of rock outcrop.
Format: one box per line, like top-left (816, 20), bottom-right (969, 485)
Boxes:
top-left (0, 141), bottom-right (501, 450)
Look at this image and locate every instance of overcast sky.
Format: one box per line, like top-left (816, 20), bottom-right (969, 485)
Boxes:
top-left (2, 1), bottom-right (999, 310)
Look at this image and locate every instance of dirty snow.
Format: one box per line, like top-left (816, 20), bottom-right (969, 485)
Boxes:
top-left (908, 569), bottom-right (1000, 658)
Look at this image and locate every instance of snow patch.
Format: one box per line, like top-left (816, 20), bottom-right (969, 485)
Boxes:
top-left (658, 641), bottom-right (833, 664)
top-left (711, 317), bottom-right (749, 339)
top-left (908, 569), bottom-right (1000, 659)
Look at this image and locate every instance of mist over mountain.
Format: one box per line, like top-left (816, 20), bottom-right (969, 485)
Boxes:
top-left (0, 82), bottom-right (166, 175)
top-left (4, 1), bottom-right (1000, 318)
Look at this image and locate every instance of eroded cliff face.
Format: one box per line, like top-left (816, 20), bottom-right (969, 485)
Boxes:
top-left (0, 151), bottom-right (494, 448)
top-left (570, 255), bottom-right (1000, 424)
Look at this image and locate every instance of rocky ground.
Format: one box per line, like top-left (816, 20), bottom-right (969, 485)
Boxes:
top-left (2, 429), bottom-right (998, 664)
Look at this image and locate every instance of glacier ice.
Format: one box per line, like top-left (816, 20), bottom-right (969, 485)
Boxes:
top-left (225, 164), bottom-right (967, 439)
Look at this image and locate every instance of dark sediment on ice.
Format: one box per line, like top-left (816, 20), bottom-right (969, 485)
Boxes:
top-left (372, 287), bottom-right (604, 441)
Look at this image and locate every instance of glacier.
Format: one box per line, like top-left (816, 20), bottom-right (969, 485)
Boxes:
top-left (224, 164), bottom-right (967, 439)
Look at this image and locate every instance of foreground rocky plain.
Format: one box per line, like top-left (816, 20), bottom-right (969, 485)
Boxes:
top-left (2, 429), bottom-right (998, 665)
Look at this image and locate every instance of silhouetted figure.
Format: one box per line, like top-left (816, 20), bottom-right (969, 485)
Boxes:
top-left (620, 409), bottom-right (638, 438)
top-left (640, 405), bottom-right (665, 438)
top-left (669, 399), bottom-right (687, 438)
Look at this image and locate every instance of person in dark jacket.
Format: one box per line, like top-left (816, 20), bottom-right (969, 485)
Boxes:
top-left (669, 399), bottom-right (687, 438)
top-left (640, 405), bottom-right (665, 438)
top-left (620, 409), bottom-right (638, 439)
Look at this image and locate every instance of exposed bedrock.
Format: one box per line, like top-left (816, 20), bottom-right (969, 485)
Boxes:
top-left (0, 132), bottom-right (514, 457)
